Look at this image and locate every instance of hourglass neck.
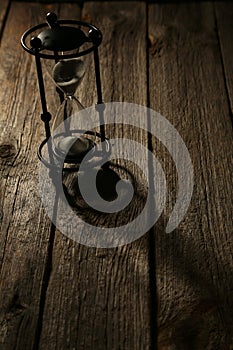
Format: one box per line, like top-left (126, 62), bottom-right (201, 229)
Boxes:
top-left (62, 94), bottom-right (85, 110)
top-left (65, 94), bottom-right (73, 100)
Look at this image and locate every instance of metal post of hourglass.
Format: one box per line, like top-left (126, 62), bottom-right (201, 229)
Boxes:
top-left (90, 29), bottom-right (106, 144)
top-left (31, 37), bottom-right (54, 167)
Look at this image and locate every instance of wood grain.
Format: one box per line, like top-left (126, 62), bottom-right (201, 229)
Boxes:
top-left (0, 0), bottom-right (9, 40)
top-left (0, 2), bottom-right (61, 349)
top-left (38, 2), bottom-right (152, 350)
top-left (1, 1), bottom-right (232, 349)
top-left (215, 2), bottom-right (233, 117)
top-left (149, 2), bottom-right (233, 349)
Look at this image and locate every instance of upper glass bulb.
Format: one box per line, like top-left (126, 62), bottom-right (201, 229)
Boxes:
top-left (52, 58), bottom-right (85, 96)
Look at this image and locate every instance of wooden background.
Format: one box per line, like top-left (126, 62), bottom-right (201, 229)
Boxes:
top-left (0, 1), bottom-right (232, 349)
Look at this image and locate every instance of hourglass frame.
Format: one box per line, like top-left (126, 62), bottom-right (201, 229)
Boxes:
top-left (21, 12), bottom-right (108, 170)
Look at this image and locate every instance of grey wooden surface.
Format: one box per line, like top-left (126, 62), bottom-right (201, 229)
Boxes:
top-left (149, 2), bottom-right (233, 348)
top-left (0, 1), bottom-right (232, 349)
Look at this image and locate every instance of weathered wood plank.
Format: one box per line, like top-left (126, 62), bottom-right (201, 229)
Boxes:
top-left (38, 2), bottom-right (152, 350)
top-left (0, 0), bottom-right (10, 39)
top-left (149, 2), bottom-right (233, 349)
top-left (0, 2), bottom-right (61, 349)
top-left (215, 2), bottom-right (233, 116)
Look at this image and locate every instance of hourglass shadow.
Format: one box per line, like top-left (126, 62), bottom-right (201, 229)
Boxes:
top-left (62, 162), bottom-right (148, 228)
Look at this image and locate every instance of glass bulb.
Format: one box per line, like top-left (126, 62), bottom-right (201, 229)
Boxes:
top-left (44, 55), bottom-right (97, 164)
top-left (52, 58), bottom-right (85, 96)
top-left (52, 96), bottom-right (96, 163)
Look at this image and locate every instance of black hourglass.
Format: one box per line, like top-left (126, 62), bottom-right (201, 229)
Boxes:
top-left (21, 12), bottom-right (109, 169)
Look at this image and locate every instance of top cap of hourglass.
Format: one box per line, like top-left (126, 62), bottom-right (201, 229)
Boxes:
top-left (37, 13), bottom-right (87, 51)
top-left (21, 12), bottom-right (102, 58)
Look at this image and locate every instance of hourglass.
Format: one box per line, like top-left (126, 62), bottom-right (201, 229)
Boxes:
top-left (50, 55), bottom-right (96, 163)
top-left (21, 12), bottom-right (108, 169)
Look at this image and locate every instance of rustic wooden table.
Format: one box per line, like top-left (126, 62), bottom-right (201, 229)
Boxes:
top-left (0, 1), bottom-right (232, 349)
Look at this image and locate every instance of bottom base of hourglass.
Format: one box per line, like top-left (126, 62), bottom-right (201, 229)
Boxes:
top-left (54, 136), bottom-right (95, 164)
top-left (38, 133), bottom-right (111, 170)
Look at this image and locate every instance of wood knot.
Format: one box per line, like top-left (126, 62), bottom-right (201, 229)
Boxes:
top-left (0, 144), bottom-right (16, 159)
top-left (148, 34), bottom-right (156, 48)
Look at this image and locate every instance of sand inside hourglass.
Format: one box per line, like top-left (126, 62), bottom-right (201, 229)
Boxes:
top-left (52, 58), bottom-right (85, 96)
top-left (57, 135), bottom-right (94, 162)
